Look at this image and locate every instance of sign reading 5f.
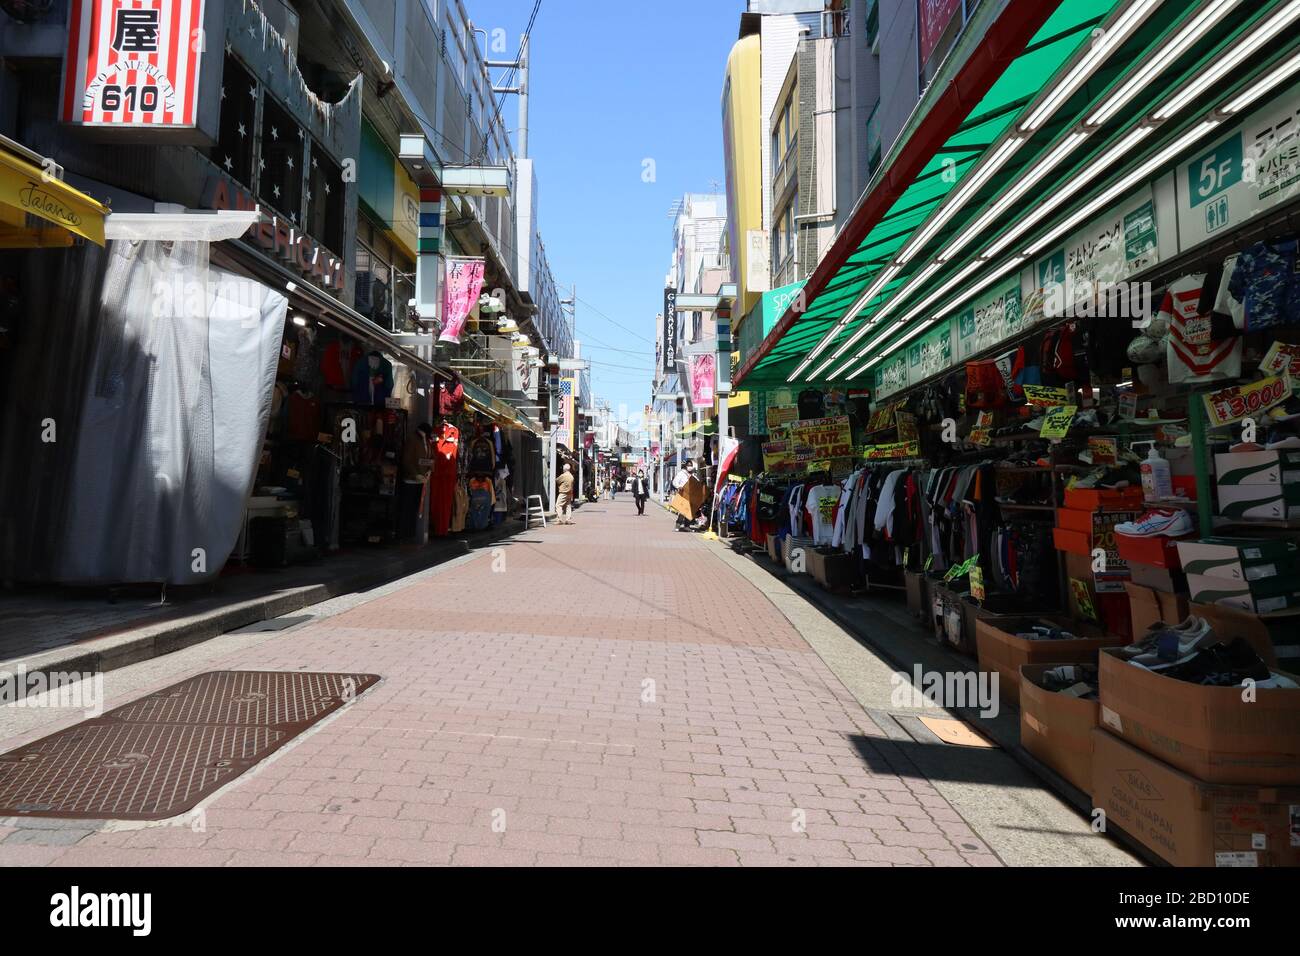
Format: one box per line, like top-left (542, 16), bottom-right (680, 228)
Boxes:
top-left (1187, 132), bottom-right (1243, 207)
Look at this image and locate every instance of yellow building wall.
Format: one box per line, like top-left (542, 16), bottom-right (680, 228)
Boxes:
top-left (721, 33), bottom-right (763, 327)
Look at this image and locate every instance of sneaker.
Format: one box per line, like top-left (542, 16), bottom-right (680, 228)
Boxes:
top-left (1120, 616), bottom-right (1216, 669)
top-left (1266, 434), bottom-right (1300, 450)
top-left (1114, 508), bottom-right (1194, 537)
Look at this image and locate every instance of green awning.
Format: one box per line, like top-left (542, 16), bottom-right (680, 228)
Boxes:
top-left (735, 0), bottom-right (1291, 391)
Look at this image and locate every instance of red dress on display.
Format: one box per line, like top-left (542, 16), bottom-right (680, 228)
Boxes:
top-left (431, 423), bottom-right (460, 536)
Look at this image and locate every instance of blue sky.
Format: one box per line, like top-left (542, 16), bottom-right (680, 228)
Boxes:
top-left (471, 0), bottom-right (744, 436)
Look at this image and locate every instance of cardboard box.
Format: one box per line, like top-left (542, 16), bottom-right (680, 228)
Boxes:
top-left (1115, 532), bottom-right (1186, 570)
top-left (932, 582), bottom-right (972, 653)
top-left (1215, 448), bottom-right (1300, 486)
top-left (1191, 601), bottom-right (1299, 670)
top-left (1128, 560), bottom-right (1186, 593)
top-left (808, 548), bottom-right (855, 589)
top-left (1097, 647), bottom-right (1300, 784)
top-left (1125, 581), bottom-right (1190, 636)
top-left (1218, 482), bottom-right (1300, 521)
top-left (1186, 572), bottom-right (1300, 613)
top-left (1090, 729), bottom-right (1300, 867)
top-left (765, 533), bottom-right (781, 563)
top-left (1019, 664), bottom-right (1099, 793)
top-left (975, 615), bottom-right (1123, 707)
top-left (1176, 537), bottom-right (1300, 582)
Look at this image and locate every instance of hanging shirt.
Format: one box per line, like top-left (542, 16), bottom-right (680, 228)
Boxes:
top-left (805, 484), bottom-right (840, 547)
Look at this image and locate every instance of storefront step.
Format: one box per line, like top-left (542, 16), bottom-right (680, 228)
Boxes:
top-left (2, 522), bottom-right (524, 705)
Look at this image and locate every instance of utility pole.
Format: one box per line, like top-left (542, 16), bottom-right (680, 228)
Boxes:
top-left (486, 33), bottom-right (529, 159)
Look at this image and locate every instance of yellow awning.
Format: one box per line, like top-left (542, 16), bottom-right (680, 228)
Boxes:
top-left (0, 146), bottom-right (108, 245)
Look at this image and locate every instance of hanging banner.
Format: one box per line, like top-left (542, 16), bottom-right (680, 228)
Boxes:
top-left (557, 376), bottom-right (576, 449)
top-left (439, 256), bottom-right (485, 344)
top-left (60, 0), bottom-right (208, 128)
top-left (662, 288), bottom-right (678, 374)
top-left (1178, 85), bottom-right (1300, 250)
top-left (690, 353), bottom-right (716, 406)
top-left (918, 0), bottom-right (963, 67)
top-left (1022, 384), bottom-right (1071, 407)
top-left (790, 416), bottom-right (853, 462)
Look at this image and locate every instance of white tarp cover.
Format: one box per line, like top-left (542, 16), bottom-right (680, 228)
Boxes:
top-left (58, 239), bottom-right (286, 584)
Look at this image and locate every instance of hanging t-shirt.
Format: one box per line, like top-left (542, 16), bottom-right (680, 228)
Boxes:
top-left (1163, 273), bottom-right (1241, 383)
top-left (805, 484), bottom-right (840, 546)
top-left (1228, 240), bottom-right (1300, 331)
top-left (1214, 254), bottom-right (1246, 330)
top-left (798, 388), bottom-right (826, 421)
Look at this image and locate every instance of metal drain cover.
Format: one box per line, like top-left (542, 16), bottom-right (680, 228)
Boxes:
top-left (0, 671), bottom-right (378, 820)
top-left (227, 615), bottom-right (315, 634)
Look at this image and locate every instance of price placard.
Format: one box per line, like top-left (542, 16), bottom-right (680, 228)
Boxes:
top-left (1203, 376), bottom-right (1292, 427)
top-left (1039, 405), bottom-right (1078, 440)
top-left (1088, 436), bottom-right (1118, 465)
top-left (970, 566), bottom-right (985, 602)
top-left (1023, 384), bottom-right (1071, 407)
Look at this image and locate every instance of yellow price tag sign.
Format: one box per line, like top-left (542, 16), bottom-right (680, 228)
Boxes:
top-left (1039, 405), bottom-right (1077, 440)
top-left (970, 566), bottom-right (985, 602)
top-left (1023, 384), bottom-right (1071, 408)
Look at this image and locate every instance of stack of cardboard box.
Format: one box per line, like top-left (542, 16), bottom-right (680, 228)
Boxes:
top-left (1052, 485), bottom-right (1143, 638)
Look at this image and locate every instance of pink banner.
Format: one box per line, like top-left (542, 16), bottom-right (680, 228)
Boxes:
top-left (439, 257), bottom-right (486, 344)
top-left (690, 354), bottom-right (716, 406)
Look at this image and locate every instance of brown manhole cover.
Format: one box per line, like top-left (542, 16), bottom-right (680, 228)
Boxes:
top-left (0, 671), bottom-right (378, 820)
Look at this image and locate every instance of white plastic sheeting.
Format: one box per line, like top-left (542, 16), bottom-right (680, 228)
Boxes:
top-left (57, 239), bottom-right (286, 584)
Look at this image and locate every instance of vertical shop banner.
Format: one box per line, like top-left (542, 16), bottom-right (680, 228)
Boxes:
top-left (556, 376), bottom-right (575, 449)
top-left (918, 0), bottom-right (963, 66)
top-left (746, 230), bottom-right (770, 293)
top-left (662, 288), bottom-right (678, 375)
top-left (1178, 86), bottom-right (1300, 250)
top-left (439, 256), bottom-right (485, 344)
top-left (690, 353), bottom-right (716, 406)
top-left (61, 0), bottom-right (207, 127)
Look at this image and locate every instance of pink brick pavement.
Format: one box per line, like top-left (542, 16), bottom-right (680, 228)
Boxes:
top-left (0, 498), bottom-right (999, 867)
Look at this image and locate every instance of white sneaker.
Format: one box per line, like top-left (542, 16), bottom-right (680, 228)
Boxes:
top-left (1114, 508), bottom-right (1194, 537)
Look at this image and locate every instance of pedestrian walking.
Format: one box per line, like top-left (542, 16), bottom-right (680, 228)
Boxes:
top-left (632, 469), bottom-right (650, 515)
top-left (556, 463), bottom-right (575, 524)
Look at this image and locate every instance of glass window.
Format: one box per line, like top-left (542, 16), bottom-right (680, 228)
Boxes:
top-left (212, 54), bottom-right (256, 188)
top-left (306, 142), bottom-right (344, 256)
top-left (258, 95), bottom-right (304, 224)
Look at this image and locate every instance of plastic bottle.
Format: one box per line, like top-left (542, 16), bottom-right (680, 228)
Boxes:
top-left (1134, 441), bottom-right (1172, 498)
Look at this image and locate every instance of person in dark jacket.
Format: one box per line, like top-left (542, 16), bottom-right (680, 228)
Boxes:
top-left (631, 469), bottom-right (650, 515)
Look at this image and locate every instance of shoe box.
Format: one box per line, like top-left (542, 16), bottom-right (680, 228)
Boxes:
top-left (1097, 647), bottom-right (1300, 785)
top-left (1214, 448), bottom-right (1300, 486)
top-left (1176, 537), bottom-right (1300, 583)
top-left (1185, 572), bottom-right (1300, 613)
top-left (975, 614), bottom-right (1124, 707)
top-left (1217, 482), bottom-right (1300, 521)
top-left (1115, 532), bottom-right (1187, 569)
top-left (1124, 582), bottom-right (1190, 636)
top-left (1019, 664), bottom-right (1099, 794)
top-left (1053, 507), bottom-right (1142, 558)
top-left (905, 570), bottom-right (929, 620)
top-left (1090, 729), bottom-right (1300, 867)
top-left (1128, 560), bottom-right (1187, 593)
top-left (1062, 486), bottom-right (1144, 511)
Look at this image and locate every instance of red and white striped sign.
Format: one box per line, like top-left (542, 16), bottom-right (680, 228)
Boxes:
top-left (60, 0), bottom-right (206, 127)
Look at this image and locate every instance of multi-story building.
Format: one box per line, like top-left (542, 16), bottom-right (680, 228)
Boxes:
top-left (0, 0), bottom-right (572, 583)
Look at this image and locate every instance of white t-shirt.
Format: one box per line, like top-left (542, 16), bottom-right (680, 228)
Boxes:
top-left (805, 485), bottom-right (840, 546)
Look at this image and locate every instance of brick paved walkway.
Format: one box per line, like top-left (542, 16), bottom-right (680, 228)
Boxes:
top-left (0, 498), bottom-right (1000, 867)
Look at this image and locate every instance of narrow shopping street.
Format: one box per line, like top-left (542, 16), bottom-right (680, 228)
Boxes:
top-left (0, 500), bottom-right (1129, 867)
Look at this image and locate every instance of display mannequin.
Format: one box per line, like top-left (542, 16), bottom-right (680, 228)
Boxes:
top-left (351, 350), bottom-right (394, 406)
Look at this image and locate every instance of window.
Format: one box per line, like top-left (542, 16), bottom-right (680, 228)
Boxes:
top-left (212, 54), bottom-right (256, 188)
top-left (306, 142), bottom-right (344, 256)
top-left (355, 234), bottom-right (392, 330)
top-left (258, 95), bottom-right (304, 224)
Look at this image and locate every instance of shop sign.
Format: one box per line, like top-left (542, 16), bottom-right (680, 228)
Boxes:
top-left (512, 344), bottom-right (540, 401)
top-left (956, 276), bottom-right (1023, 358)
top-left (746, 230), bottom-right (771, 293)
top-left (864, 439), bottom-right (919, 461)
top-left (690, 353), bottom-right (716, 406)
top-left (557, 376), bottom-right (575, 448)
top-left (205, 177), bottom-right (345, 291)
top-left (1022, 384), bottom-right (1071, 408)
top-left (874, 352), bottom-right (909, 400)
top-left (790, 416), bottom-right (853, 461)
top-left (1203, 375), bottom-right (1292, 428)
top-left (1039, 405), bottom-right (1077, 440)
top-left (1178, 87), bottom-right (1300, 250)
top-left (766, 403), bottom-right (799, 432)
top-left (1037, 188), bottom-right (1157, 318)
top-left (907, 318), bottom-right (954, 380)
top-left (761, 440), bottom-right (796, 473)
top-left (969, 566), bottom-right (985, 602)
top-left (662, 288), bottom-right (678, 374)
top-left (918, 0), bottom-right (963, 66)
top-left (60, 0), bottom-right (207, 128)
top-left (1092, 511), bottom-right (1136, 587)
top-left (895, 410), bottom-right (918, 443)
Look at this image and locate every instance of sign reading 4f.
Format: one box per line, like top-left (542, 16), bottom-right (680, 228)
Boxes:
top-left (61, 0), bottom-right (208, 128)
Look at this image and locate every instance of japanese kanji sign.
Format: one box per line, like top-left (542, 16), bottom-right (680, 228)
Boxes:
top-left (61, 0), bottom-right (207, 127)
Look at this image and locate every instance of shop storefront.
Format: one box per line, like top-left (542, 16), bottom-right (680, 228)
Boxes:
top-left (722, 0), bottom-right (1300, 868)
